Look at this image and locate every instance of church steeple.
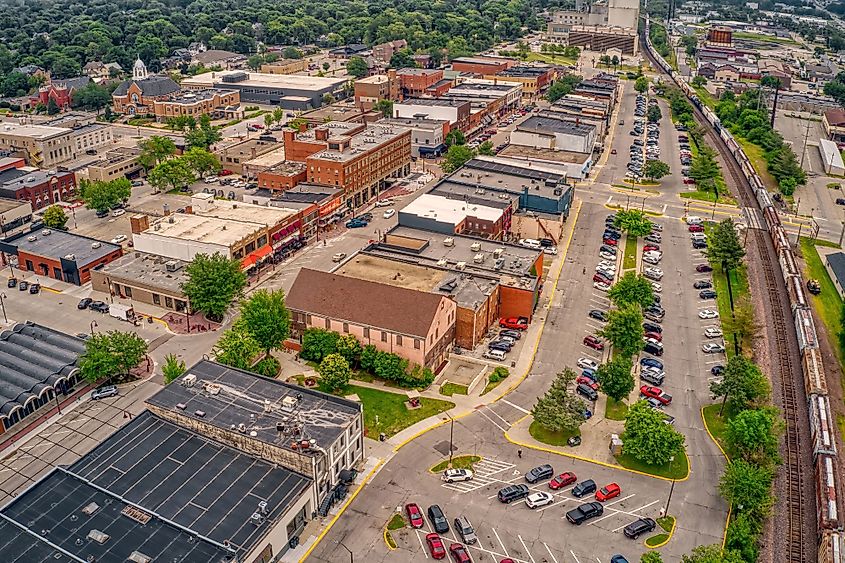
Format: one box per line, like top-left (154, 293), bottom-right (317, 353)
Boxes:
top-left (132, 58), bottom-right (148, 80)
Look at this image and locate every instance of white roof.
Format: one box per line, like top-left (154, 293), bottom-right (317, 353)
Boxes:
top-left (819, 138), bottom-right (844, 170)
top-left (400, 193), bottom-right (503, 226)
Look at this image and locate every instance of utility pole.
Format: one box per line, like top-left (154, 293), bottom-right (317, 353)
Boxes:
top-left (800, 117), bottom-right (812, 169)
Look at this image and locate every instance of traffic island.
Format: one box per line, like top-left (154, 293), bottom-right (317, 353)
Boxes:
top-left (645, 515), bottom-right (676, 548)
top-left (383, 513), bottom-right (405, 550)
top-left (614, 449), bottom-right (689, 480)
top-left (430, 455), bottom-right (481, 473)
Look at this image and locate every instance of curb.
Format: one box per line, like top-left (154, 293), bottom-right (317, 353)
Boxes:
top-left (383, 526), bottom-right (397, 551)
top-left (645, 516), bottom-right (676, 548)
top-left (428, 455), bottom-right (484, 474)
top-left (700, 405), bottom-right (733, 550)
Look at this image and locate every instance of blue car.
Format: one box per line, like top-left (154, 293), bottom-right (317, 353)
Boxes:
top-left (345, 219), bottom-right (367, 228)
top-left (581, 369), bottom-right (597, 381)
top-left (611, 556), bottom-right (629, 563)
top-left (640, 357), bottom-right (663, 370)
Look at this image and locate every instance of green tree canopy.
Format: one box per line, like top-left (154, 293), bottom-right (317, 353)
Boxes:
top-left (641, 553), bottom-right (664, 563)
top-left (79, 331), bottom-right (148, 384)
top-left (595, 355), bottom-right (635, 402)
top-left (708, 218), bottom-right (746, 272)
top-left (42, 205), bottom-right (68, 229)
top-left (681, 545), bottom-right (745, 563)
top-left (710, 355), bottom-right (770, 411)
top-left (373, 99), bottom-right (393, 118)
top-left (318, 353), bottom-right (352, 392)
top-left (162, 353), bottom-right (186, 384)
top-left (335, 334), bottom-right (362, 366)
top-left (213, 328), bottom-right (261, 371)
top-left (547, 74), bottom-right (583, 103)
top-left (182, 147), bottom-right (221, 178)
top-left (301, 328), bottom-right (341, 363)
top-left (688, 146), bottom-right (720, 188)
top-left (608, 271), bottom-right (655, 309)
top-left (613, 210), bottom-right (653, 237)
top-left (185, 119), bottom-right (222, 150)
top-left (725, 407), bottom-right (782, 465)
top-left (182, 252), bottom-right (247, 321)
top-left (148, 158), bottom-right (195, 193)
top-left (238, 289), bottom-right (291, 355)
top-left (441, 144), bottom-right (476, 173)
top-left (79, 178), bottom-right (131, 212)
top-left (477, 140), bottom-right (495, 156)
top-left (138, 136), bottom-right (176, 170)
top-left (71, 82), bottom-right (112, 112)
top-left (531, 368), bottom-right (587, 434)
top-left (444, 129), bottom-right (466, 147)
top-left (621, 400), bottom-right (685, 466)
top-left (389, 49), bottom-right (416, 69)
top-left (643, 159), bottom-right (670, 181)
top-left (719, 459), bottom-right (774, 518)
top-left (722, 295), bottom-right (760, 355)
top-left (599, 305), bottom-right (644, 359)
top-left (647, 104), bottom-right (662, 123)
top-left (346, 56), bottom-right (369, 78)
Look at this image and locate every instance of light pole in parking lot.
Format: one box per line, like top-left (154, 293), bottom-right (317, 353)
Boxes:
top-left (664, 456), bottom-right (676, 516)
top-left (0, 293), bottom-right (7, 324)
top-left (446, 412), bottom-right (455, 468)
top-left (90, 320), bottom-right (98, 338)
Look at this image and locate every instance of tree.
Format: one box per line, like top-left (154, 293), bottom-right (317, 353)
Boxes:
top-left (71, 82), bottom-right (111, 113)
top-left (79, 178), bottom-right (130, 212)
top-left (373, 99), bottom-right (393, 118)
top-left (185, 121), bottom-right (222, 150)
top-left (247, 54), bottom-right (264, 70)
top-left (272, 108), bottom-right (284, 124)
top-left (725, 512), bottom-right (760, 562)
top-left (722, 295), bottom-right (761, 354)
top-left (709, 218), bottom-right (745, 272)
top-left (301, 328), bottom-right (341, 362)
top-left (42, 205), bottom-right (68, 229)
top-left (710, 355), bottom-right (770, 413)
top-left (148, 158), bottom-right (195, 193)
top-left (725, 407), bottom-right (782, 465)
top-left (346, 56), bottom-right (368, 78)
top-left (614, 210), bottom-right (653, 237)
top-left (318, 353), bottom-right (352, 392)
top-left (595, 356), bottom-right (635, 402)
top-left (608, 272), bottom-right (654, 309)
top-left (162, 353), bottom-right (186, 384)
top-left (182, 148), bottom-right (221, 178)
top-left (647, 104), bottom-right (662, 123)
top-left (138, 136), bottom-right (176, 170)
top-left (389, 49), bottom-right (416, 69)
top-left (643, 159), bottom-right (670, 181)
top-left (46, 97), bottom-right (60, 115)
top-left (79, 331), bottom-right (148, 384)
top-left (213, 328), bottom-right (261, 370)
top-left (335, 334), bottom-right (362, 366)
top-left (621, 400), bottom-right (685, 466)
top-left (599, 305), bottom-right (644, 359)
top-left (444, 129), bottom-right (466, 147)
top-left (264, 113), bottom-right (273, 128)
top-left (441, 144), bottom-right (476, 173)
top-left (322, 62), bottom-right (330, 72)
top-left (641, 553), bottom-right (664, 563)
top-left (238, 290), bottom-right (291, 355)
top-left (182, 252), bottom-right (247, 321)
top-left (681, 545), bottom-right (745, 563)
top-left (719, 459), bottom-right (774, 518)
top-left (547, 75), bottom-right (583, 103)
top-left (611, 55), bottom-right (619, 68)
top-left (477, 141), bottom-right (495, 156)
top-left (282, 46), bottom-right (303, 59)
top-left (688, 146), bottom-right (720, 192)
top-left (691, 75), bottom-right (707, 87)
top-left (531, 368), bottom-right (587, 434)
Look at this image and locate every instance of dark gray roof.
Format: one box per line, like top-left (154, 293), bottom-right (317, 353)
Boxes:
top-left (828, 252), bottom-right (845, 288)
top-left (112, 76), bottom-right (180, 97)
top-left (147, 360), bottom-right (361, 454)
top-left (53, 76), bottom-right (91, 91)
top-left (0, 322), bottom-right (85, 418)
top-left (66, 410), bottom-right (312, 556)
top-left (1, 228), bottom-right (121, 266)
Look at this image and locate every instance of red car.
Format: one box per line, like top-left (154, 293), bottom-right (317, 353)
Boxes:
top-left (549, 472), bottom-right (577, 490)
top-left (499, 317), bottom-right (528, 330)
top-left (593, 273), bottom-right (612, 284)
top-left (450, 543), bottom-right (472, 563)
top-left (644, 331), bottom-right (662, 342)
top-left (683, 177), bottom-right (696, 184)
top-left (426, 533), bottom-right (447, 559)
top-left (405, 503), bottom-right (424, 528)
top-left (251, 123), bottom-right (264, 129)
top-left (688, 224), bottom-right (704, 232)
top-left (640, 385), bottom-right (673, 405)
top-left (643, 244), bottom-right (660, 252)
top-left (583, 335), bottom-right (604, 350)
top-left (219, 169), bottom-right (233, 176)
top-left (603, 237), bottom-right (618, 246)
top-left (577, 375), bottom-right (599, 389)
top-left (596, 483), bottom-right (621, 501)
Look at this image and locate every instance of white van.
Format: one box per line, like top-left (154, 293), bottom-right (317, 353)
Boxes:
top-left (483, 349), bottom-right (507, 362)
top-left (686, 216), bottom-right (703, 225)
top-left (690, 232), bottom-right (707, 241)
top-left (519, 239), bottom-right (542, 250)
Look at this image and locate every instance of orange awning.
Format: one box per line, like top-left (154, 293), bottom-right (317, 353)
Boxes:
top-left (241, 244), bottom-right (273, 269)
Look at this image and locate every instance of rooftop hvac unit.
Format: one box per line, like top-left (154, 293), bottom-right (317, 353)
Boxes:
top-left (91, 242), bottom-right (101, 249)
top-left (183, 374), bottom-right (196, 387)
top-left (128, 552), bottom-right (152, 563)
top-left (282, 395), bottom-right (300, 409)
top-left (64, 253), bottom-right (76, 261)
top-left (443, 237), bottom-right (455, 247)
top-left (436, 259), bottom-right (448, 267)
top-left (27, 235), bottom-right (37, 242)
top-left (206, 383), bottom-right (220, 395)
top-left (455, 261), bottom-right (467, 270)
top-left (263, 399), bottom-right (272, 413)
top-left (494, 258), bottom-right (505, 270)
top-left (41, 229), bottom-right (51, 236)
top-left (165, 260), bottom-right (181, 272)
top-left (473, 253), bottom-right (484, 263)
top-left (87, 530), bottom-right (110, 544)
top-left (493, 248), bottom-right (504, 258)
top-left (237, 423), bottom-right (247, 433)
top-left (470, 242), bottom-right (481, 252)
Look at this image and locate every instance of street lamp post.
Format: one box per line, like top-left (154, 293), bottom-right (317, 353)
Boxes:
top-left (0, 293), bottom-right (7, 324)
top-left (446, 412), bottom-right (455, 468)
top-left (90, 320), bottom-right (98, 337)
top-left (664, 456), bottom-right (676, 515)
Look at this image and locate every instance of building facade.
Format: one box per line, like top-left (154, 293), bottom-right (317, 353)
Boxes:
top-left (0, 168), bottom-right (77, 210)
top-left (152, 88), bottom-right (241, 122)
top-left (354, 71), bottom-right (400, 110)
top-left (91, 252), bottom-right (190, 313)
top-left (0, 123), bottom-right (77, 168)
top-left (111, 59), bottom-right (181, 115)
top-left (567, 26), bottom-right (639, 55)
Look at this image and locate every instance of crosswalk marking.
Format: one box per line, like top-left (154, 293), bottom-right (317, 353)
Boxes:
top-left (443, 458), bottom-right (516, 493)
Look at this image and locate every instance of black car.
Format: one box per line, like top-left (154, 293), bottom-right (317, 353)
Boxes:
top-left (623, 517), bottom-right (657, 539)
top-left (18, 280), bottom-right (28, 291)
top-left (29, 283), bottom-right (40, 294)
top-left (539, 238), bottom-right (555, 248)
top-left (89, 301), bottom-right (110, 313)
top-left (95, 209), bottom-right (109, 218)
top-left (699, 289), bottom-right (717, 299)
top-left (360, 212), bottom-right (374, 222)
top-left (6, 277), bottom-right (15, 288)
top-left (427, 505), bottom-right (449, 534)
top-left (589, 309), bottom-right (608, 322)
top-left (837, 198), bottom-right (845, 206)
top-left (642, 322), bottom-right (662, 334)
top-left (571, 479), bottom-right (596, 498)
top-left (692, 240), bottom-right (707, 249)
top-left (603, 231), bottom-right (621, 240)
top-left (525, 464), bottom-right (554, 484)
top-left (499, 329), bottom-right (522, 340)
top-left (711, 365), bottom-right (725, 376)
top-left (577, 383), bottom-right (598, 401)
top-left (600, 245), bottom-right (617, 255)
top-left (78, 297), bottom-right (93, 309)
top-left (696, 264), bottom-right (713, 273)
top-left (566, 502), bottom-right (604, 525)
top-left (693, 280), bottom-right (712, 289)
top-left (497, 484), bottom-right (530, 503)
top-left (644, 342), bottom-right (664, 356)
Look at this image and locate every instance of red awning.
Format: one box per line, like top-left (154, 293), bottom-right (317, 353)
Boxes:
top-left (241, 244), bottom-right (273, 269)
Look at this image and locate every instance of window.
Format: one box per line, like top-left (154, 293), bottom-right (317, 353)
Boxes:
top-left (165, 296), bottom-right (173, 308)
top-left (414, 339), bottom-right (420, 350)
top-left (343, 322), bottom-right (349, 333)
top-left (381, 331), bottom-right (387, 342)
top-left (325, 318), bottom-right (331, 329)
top-left (124, 286), bottom-right (133, 298)
top-left (152, 293), bottom-right (161, 305)
top-left (306, 314), bottom-right (312, 324)
top-left (363, 327), bottom-right (370, 338)
top-left (397, 335), bottom-right (403, 346)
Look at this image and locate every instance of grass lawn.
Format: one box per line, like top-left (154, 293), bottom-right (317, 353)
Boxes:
top-left (645, 515), bottom-right (676, 547)
top-left (623, 235), bottom-right (638, 271)
top-left (736, 137), bottom-right (778, 192)
top-left (692, 85), bottom-right (717, 110)
top-left (605, 397), bottom-right (628, 421)
top-left (838, 414), bottom-right (845, 445)
top-left (480, 377), bottom-right (507, 396)
top-left (702, 403), bottom-right (731, 456)
top-left (387, 513), bottom-right (405, 530)
top-left (614, 448), bottom-right (689, 479)
top-left (679, 190), bottom-right (737, 205)
top-left (711, 263), bottom-right (750, 358)
top-left (733, 31), bottom-right (799, 45)
top-left (526, 52), bottom-right (577, 66)
top-left (529, 420), bottom-right (579, 446)
top-left (798, 237), bottom-right (844, 369)
top-left (439, 382), bottom-right (468, 397)
top-left (347, 385), bottom-right (455, 438)
top-left (430, 455), bottom-right (481, 473)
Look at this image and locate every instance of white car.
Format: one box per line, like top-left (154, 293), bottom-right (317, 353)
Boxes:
top-left (544, 246), bottom-right (558, 255)
top-left (383, 209), bottom-right (396, 219)
top-left (110, 234), bottom-right (127, 244)
top-left (650, 222), bottom-right (663, 232)
top-left (374, 199), bottom-right (393, 207)
top-left (526, 492), bottom-right (555, 509)
top-left (442, 468), bottom-right (474, 483)
top-left (577, 357), bottom-right (599, 371)
top-left (597, 267), bottom-right (615, 279)
top-left (600, 250), bottom-right (617, 261)
top-left (686, 215), bottom-right (703, 225)
top-left (650, 281), bottom-right (662, 292)
top-left (598, 260), bottom-right (616, 270)
top-left (332, 252), bottom-right (347, 263)
top-left (204, 176), bottom-right (219, 184)
top-left (702, 342), bottom-right (726, 353)
top-left (704, 327), bottom-right (723, 338)
top-left (594, 281), bottom-right (611, 292)
top-left (643, 254), bottom-right (661, 265)
top-left (699, 309), bottom-right (719, 319)
top-left (691, 233), bottom-right (707, 242)
top-left (111, 209), bottom-right (125, 217)
top-left (644, 267), bottom-right (663, 281)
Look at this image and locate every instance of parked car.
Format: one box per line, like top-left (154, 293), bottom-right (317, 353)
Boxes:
top-left (640, 385), bottom-right (672, 405)
top-left (703, 342), bottom-right (726, 353)
top-left (29, 283), bottom-right (40, 294)
top-left (426, 533), bottom-right (447, 559)
top-left (345, 219), bottom-right (367, 228)
top-left (78, 297), bottom-right (93, 309)
top-left (644, 267), bottom-right (663, 280)
top-left (483, 349), bottom-right (507, 361)
top-left (696, 264), bottom-right (713, 272)
top-left (406, 503), bottom-right (425, 528)
top-left (500, 317), bottom-right (528, 330)
top-left (89, 300), bottom-right (110, 313)
top-left (640, 357), bottom-right (663, 370)
top-left (488, 340), bottom-right (513, 352)
top-left (91, 385), bottom-right (118, 400)
top-left (332, 252), bottom-right (347, 263)
top-left (692, 240), bottom-right (707, 249)
top-left (643, 341), bottom-right (664, 356)
top-left (699, 309), bottom-right (719, 319)
top-left (596, 483), bottom-right (621, 502)
top-left (699, 289), bottom-right (717, 299)
top-left (572, 479), bottom-right (597, 498)
top-left (577, 357), bottom-right (599, 371)
top-left (498, 484), bottom-right (530, 503)
top-left (449, 543), bottom-right (471, 563)
top-left (453, 516), bottom-right (478, 545)
top-left (642, 322), bottom-right (662, 335)
top-left (383, 209), bottom-right (396, 219)
top-left (583, 335), bottom-right (604, 350)
top-left (693, 280), bottom-right (713, 289)
top-left (623, 517), bottom-right (657, 539)
top-left (588, 309), bottom-right (608, 322)
top-left (688, 224), bottom-right (704, 233)
top-left (705, 327), bottom-right (723, 338)
top-left (549, 472), bottom-right (577, 490)
top-left (500, 329), bottom-right (522, 340)
top-left (427, 505), bottom-right (449, 534)
top-left (712, 365), bottom-right (725, 376)
top-left (525, 464), bottom-right (554, 484)
top-left (640, 369), bottom-right (665, 386)
top-left (526, 491), bottom-right (555, 509)
top-left (576, 383), bottom-right (598, 401)
top-left (442, 469), bottom-right (473, 483)
top-left (566, 502), bottom-right (604, 525)
top-left (111, 234), bottom-right (127, 244)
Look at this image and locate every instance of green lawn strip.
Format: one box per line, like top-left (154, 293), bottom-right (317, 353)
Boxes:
top-left (645, 515), bottom-right (676, 547)
top-left (838, 414), bottom-right (845, 444)
top-left (679, 190), bottom-right (737, 205)
top-left (481, 378), bottom-right (503, 396)
top-left (430, 455), bottom-right (482, 473)
top-left (614, 448), bottom-right (689, 479)
top-left (605, 397), bottom-right (628, 420)
top-left (798, 237), bottom-right (844, 369)
top-left (347, 384), bottom-right (455, 438)
top-left (623, 235), bottom-right (638, 271)
top-left (733, 31), bottom-right (799, 45)
top-left (387, 513), bottom-right (405, 530)
top-left (439, 382), bottom-right (469, 397)
top-left (691, 85), bottom-right (717, 110)
top-left (702, 404), bottom-right (732, 456)
top-left (529, 420), bottom-right (579, 446)
top-left (711, 263), bottom-right (750, 358)
top-left (526, 52), bottom-right (577, 66)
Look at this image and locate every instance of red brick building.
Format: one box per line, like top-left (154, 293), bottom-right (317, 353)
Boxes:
top-left (0, 168), bottom-right (77, 210)
top-left (397, 68), bottom-right (445, 97)
top-left (450, 57), bottom-right (514, 75)
top-left (257, 161), bottom-right (308, 192)
top-left (31, 77), bottom-right (91, 111)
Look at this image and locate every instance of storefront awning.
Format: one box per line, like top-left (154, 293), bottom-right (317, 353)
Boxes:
top-left (241, 244), bottom-right (273, 269)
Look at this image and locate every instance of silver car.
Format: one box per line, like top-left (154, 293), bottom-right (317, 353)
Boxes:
top-left (454, 516), bottom-right (478, 544)
top-left (91, 385), bottom-right (118, 400)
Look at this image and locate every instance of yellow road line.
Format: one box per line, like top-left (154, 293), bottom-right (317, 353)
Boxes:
top-left (700, 405), bottom-right (732, 550)
top-left (644, 516), bottom-right (676, 549)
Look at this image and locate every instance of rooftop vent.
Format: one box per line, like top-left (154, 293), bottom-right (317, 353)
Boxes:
top-left (493, 248), bottom-right (504, 258)
top-left (128, 552), bottom-right (152, 563)
top-left (206, 383), bottom-right (220, 395)
top-left (165, 260), bottom-right (181, 272)
top-left (86, 530), bottom-right (110, 544)
top-left (81, 502), bottom-right (99, 515)
top-left (27, 235), bottom-right (37, 242)
top-left (63, 254), bottom-right (76, 261)
top-left (121, 506), bottom-right (151, 525)
top-left (182, 373), bottom-right (196, 387)
top-left (436, 259), bottom-right (448, 267)
top-left (176, 402), bottom-right (186, 410)
top-left (282, 395), bottom-right (300, 410)
top-left (455, 261), bottom-right (466, 271)
top-left (443, 237), bottom-right (454, 247)
top-left (194, 410), bottom-right (206, 417)
top-left (470, 242), bottom-right (481, 252)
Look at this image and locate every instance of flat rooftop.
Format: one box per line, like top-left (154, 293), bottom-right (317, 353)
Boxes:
top-left (498, 144), bottom-right (592, 164)
top-left (310, 123), bottom-right (409, 163)
top-left (184, 70), bottom-right (346, 92)
top-left (294, 121), bottom-right (361, 142)
top-left (0, 197), bottom-right (28, 213)
top-left (449, 82), bottom-right (519, 93)
top-left (3, 228), bottom-right (120, 264)
top-left (0, 123), bottom-right (71, 139)
top-left (397, 98), bottom-right (469, 108)
top-left (400, 192), bottom-right (504, 225)
top-left (91, 146), bottom-right (141, 166)
top-left (272, 182), bottom-right (343, 202)
top-left (195, 198), bottom-right (299, 227)
top-left (244, 146), bottom-right (287, 168)
top-left (99, 251), bottom-right (188, 293)
top-left (166, 88), bottom-right (238, 104)
top-left (497, 66), bottom-right (552, 77)
top-left (452, 57), bottom-right (510, 66)
top-left (518, 115), bottom-right (596, 137)
top-left (142, 213), bottom-right (260, 245)
top-left (301, 103), bottom-right (365, 123)
top-left (1, 168), bottom-right (71, 191)
top-left (264, 158), bottom-right (306, 175)
top-left (454, 157), bottom-right (568, 193)
top-left (147, 360), bottom-right (361, 455)
top-left (380, 117), bottom-right (449, 130)
top-left (397, 68), bottom-right (441, 76)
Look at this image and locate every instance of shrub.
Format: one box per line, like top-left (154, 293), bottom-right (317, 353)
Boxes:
top-left (253, 356), bottom-right (281, 378)
top-left (489, 366), bottom-right (510, 383)
top-left (300, 328), bottom-right (340, 362)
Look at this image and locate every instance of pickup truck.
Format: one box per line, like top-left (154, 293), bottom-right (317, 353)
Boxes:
top-left (566, 502), bottom-right (604, 525)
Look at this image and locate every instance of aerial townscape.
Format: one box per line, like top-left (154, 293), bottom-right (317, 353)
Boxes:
top-left (5, 0), bottom-right (845, 561)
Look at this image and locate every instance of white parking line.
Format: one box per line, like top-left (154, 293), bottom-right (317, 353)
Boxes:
top-left (484, 406), bottom-right (512, 427)
top-left (501, 399), bottom-right (530, 414)
top-left (603, 493), bottom-right (636, 507)
top-left (544, 543), bottom-right (560, 563)
top-left (477, 409), bottom-right (508, 432)
top-left (416, 530), bottom-right (429, 558)
top-left (571, 550), bottom-right (582, 563)
top-left (492, 528), bottom-right (510, 558)
top-left (518, 535), bottom-right (537, 563)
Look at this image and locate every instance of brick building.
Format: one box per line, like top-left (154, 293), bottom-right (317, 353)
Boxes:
top-left (152, 89), bottom-right (241, 122)
top-left (257, 160), bottom-right (308, 192)
top-left (111, 59), bottom-right (180, 115)
top-left (31, 77), bottom-right (91, 111)
top-left (451, 57), bottom-right (514, 75)
top-left (397, 68), bottom-right (445, 97)
top-left (353, 71), bottom-right (399, 110)
top-left (372, 40), bottom-right (408, 63)
top-left (0, 167), bottom-right (77, 210)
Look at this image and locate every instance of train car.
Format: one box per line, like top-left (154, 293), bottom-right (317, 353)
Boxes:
top-left (810, 394), bottom-right (838, 459)
top-left (795, 307), bottom-right (820, 351)
top-left (778, 246), bottom-right (800, 278)
top-left (819, 530), bottom-right (845, 563)
top-left (804, 346), bottom-right (829, 398)
top-left (817, 453), bottom-right (842, 530)
top-left (787, 275), bottom-right (809, 311)
top-left (763, 203), bottom-right (780, 228)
